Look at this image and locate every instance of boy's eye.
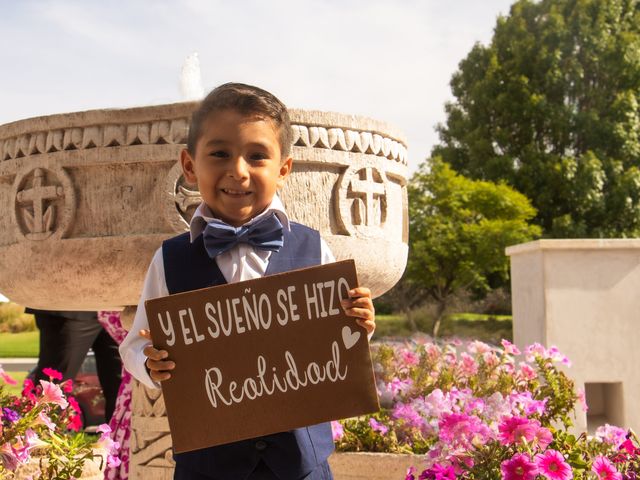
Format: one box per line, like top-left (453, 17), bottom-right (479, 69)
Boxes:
top-left (209, 150), bottom-right (229, 158)
top-left (249, 152), bottom-right (268, 161)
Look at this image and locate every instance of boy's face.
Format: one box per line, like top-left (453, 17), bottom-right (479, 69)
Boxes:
top-left (181, 109), bottom-right (292, 227)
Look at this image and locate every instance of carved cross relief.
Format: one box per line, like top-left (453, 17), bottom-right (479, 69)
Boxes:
top-left (13, 167), bottom-right (74, 240)
top-left (337, 165), bottom-right (388, 237)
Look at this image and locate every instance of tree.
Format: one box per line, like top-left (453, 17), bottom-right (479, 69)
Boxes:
top-left (434, 0), bottom-right (640, 237)
top-left (406, 158), bottom-right (541, 337)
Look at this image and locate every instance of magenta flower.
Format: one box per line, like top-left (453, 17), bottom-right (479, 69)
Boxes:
top-left (369, 417), bottom-right (389, 435)
top-left (532, 425), bottom-right (553, 450)
top-left (439, 413), bottom-right (492, 449)
top-left (535, 450), bottom-right (572, 480)
top-left (591, 455), bottom-right (622, 480)
top-left (393, 402), bottom-right (426, 429)
top-left (406, 466), bottom-right (417, 480)
top-left (331, 420), bottom-right (344, 441)
top-left (501, 453), bottom-right (538, 480)
top-left (38, 380), bottom-right (68, 409)
top-left (42, 367), bottom-right (63, 381)
top-left (498, 416), bottom-right (538, 445)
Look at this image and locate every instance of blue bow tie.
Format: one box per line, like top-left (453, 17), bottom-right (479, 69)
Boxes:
top-left (202, 213), bottom-right (285, 258)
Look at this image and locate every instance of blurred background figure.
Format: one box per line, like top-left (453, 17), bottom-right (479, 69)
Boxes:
top-left (25, 308), bottom-right (122, 423)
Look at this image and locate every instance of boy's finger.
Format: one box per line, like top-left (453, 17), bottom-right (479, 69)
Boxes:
top-left (348, 287), bottom-right (371, 298)
top-left (344, 307), bottom-right (374, 321)
top-left (150, 371), bottom-right (172, 382)
top-left (342, 297), bottom-right (373, 309)
top-left (356, 318), bottom-right (376, 334)
top-left (143, 346), bottom-right (168, 361)
top-left (140, 329), bottom-right (152, 340)
top-left (147, 359), bottom-right (176, 372)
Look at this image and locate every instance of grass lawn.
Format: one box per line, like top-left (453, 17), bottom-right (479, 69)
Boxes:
top-left (373, 312), bottom-right (512, 344)
top-left (3, 371), bottom-right (27, 396)
top-left (0, 331), bottom-right (39, 357)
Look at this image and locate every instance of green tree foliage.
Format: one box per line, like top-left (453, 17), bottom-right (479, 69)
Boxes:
top-left (434, 0), bottom-right (640, 237)
top-left (405, 159), bottom-right (541, 336)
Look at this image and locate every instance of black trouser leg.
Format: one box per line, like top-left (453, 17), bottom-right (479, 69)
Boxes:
top-left (91, 328), bottom-right (122, 422)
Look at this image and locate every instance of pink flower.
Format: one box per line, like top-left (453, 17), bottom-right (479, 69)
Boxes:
top-left (68, 396), bottom-right (81, 413)
top-left (0, 443), bottom-right (19, 471)
top-left (501, 453), bottom-right (538, 480)
top-left (406, 466), bottom-right (417, 480)
top-left (42, 367), bottom-right (63, 381)
top-left (401, 348), bottom-right (420, 367)
top-left (34, 411), bottom-right (56, 431)
top-left (498, 416), bottom-right (537, 445)
top-left (501, 339), bottom-right (521, 355)
top-left (467, 341), bottom-right (492, 355)
top-left (438, 413), bottom-right (492, 449)
top-left (62, 379), bottom-right (74, 393)
top-left (532, 426), bottom-right (553, 450)
top-left (535, 450), bottom-right (572, 480)
top-left (591, 455), bottom-right (622, 480)
top-left (393, 402), bottom-right (426, 429)
top-left (0, 366), bottom-right (17, 386)
top-left (38, 380), bottom-right (68, 409)
top-left (459, 353), bottom-right (478, 377)
top-left (517, 363), bottom-right (537, 381)
top-left (331, 421), bottom-right (344, 441)
top-left (96, 423), bottom-right (121, 468)
top-left (369, 417), bottom-right (389, 435)
top-left (595, 424), bottom-right (626, 448)
top-left (576, 389), bottom-right (588, 412)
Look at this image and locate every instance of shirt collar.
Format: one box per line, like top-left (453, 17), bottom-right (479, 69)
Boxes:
top-left (189, 194), bottom-right (291, 243)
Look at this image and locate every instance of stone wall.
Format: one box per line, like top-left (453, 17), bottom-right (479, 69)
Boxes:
top-left (507, 239), bottom-right (640, 434)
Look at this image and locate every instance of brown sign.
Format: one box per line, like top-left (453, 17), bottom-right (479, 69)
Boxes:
top-left (145, 260), bottom-right (380, 453)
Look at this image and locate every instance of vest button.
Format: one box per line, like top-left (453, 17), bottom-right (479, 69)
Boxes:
top-left (255, 440), bottom-right (267, 451)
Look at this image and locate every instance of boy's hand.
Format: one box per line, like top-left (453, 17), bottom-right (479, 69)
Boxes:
top-left (341, 287), bottom-right (375, 335)
top-left (140, 329), bottom-right (175, 382)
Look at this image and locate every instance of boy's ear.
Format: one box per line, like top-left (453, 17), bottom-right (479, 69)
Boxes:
top-left (277, 157), bottom-right (293, 189)
top-left (180, 149), bottom-right (198, 185)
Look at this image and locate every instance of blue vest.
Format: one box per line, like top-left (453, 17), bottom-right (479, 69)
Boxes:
top-left (162, 222), bottom-right (335, 479)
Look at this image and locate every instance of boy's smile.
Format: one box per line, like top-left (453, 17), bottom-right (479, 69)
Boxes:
top-left (181, 109), bottom-right (293, 227)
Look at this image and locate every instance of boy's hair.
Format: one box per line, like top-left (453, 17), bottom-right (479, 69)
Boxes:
top-left (187, 82), bottom-right (292, 159)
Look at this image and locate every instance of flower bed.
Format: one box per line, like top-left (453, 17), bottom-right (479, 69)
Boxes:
top-left (0, 367), bottom-right (119, 479)
top-left (332, 337), bottom-right (640, 479)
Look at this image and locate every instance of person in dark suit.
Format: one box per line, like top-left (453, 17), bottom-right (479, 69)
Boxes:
top-left (25, 308), bottom-right (122, 422)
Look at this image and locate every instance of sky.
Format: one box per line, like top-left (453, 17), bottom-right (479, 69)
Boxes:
top-left (0, 0), bottom-right (514, 302)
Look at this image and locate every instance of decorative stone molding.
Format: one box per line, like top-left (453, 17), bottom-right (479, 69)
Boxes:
top-left (1, 121), bottom-right (406, 166)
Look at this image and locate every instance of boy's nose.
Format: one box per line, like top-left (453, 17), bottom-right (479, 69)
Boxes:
top-left (227, 157), bottom-right (249, 179)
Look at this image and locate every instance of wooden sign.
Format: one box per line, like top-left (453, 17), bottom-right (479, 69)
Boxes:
top-left (146, 260), bottom-right (380, 453)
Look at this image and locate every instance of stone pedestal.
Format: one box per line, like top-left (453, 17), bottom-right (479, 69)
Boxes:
top-left (507, 239), bottom-right (640, 433)
top-left (0, 104), bottom-right (409, 478)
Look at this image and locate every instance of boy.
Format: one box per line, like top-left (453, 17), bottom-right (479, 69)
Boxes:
top-left (120, 83), bottom-right (376, 480)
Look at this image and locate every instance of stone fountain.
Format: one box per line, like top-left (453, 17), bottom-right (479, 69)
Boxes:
top-left (0, 103), bottom-right (409, 478)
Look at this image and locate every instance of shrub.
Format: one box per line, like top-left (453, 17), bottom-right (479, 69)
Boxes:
top-left (0, 303), bottom-right (36, 333)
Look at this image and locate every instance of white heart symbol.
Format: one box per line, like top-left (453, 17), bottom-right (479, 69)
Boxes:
top-left (342, 326), bottom-right (361, 350)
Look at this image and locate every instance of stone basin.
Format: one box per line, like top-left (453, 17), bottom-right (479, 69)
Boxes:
top-left (0, 103), bottom-right (408, 309)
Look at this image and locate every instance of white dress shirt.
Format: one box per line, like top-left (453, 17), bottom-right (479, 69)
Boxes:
top-left (120, 196), bottom-right (336, 389)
